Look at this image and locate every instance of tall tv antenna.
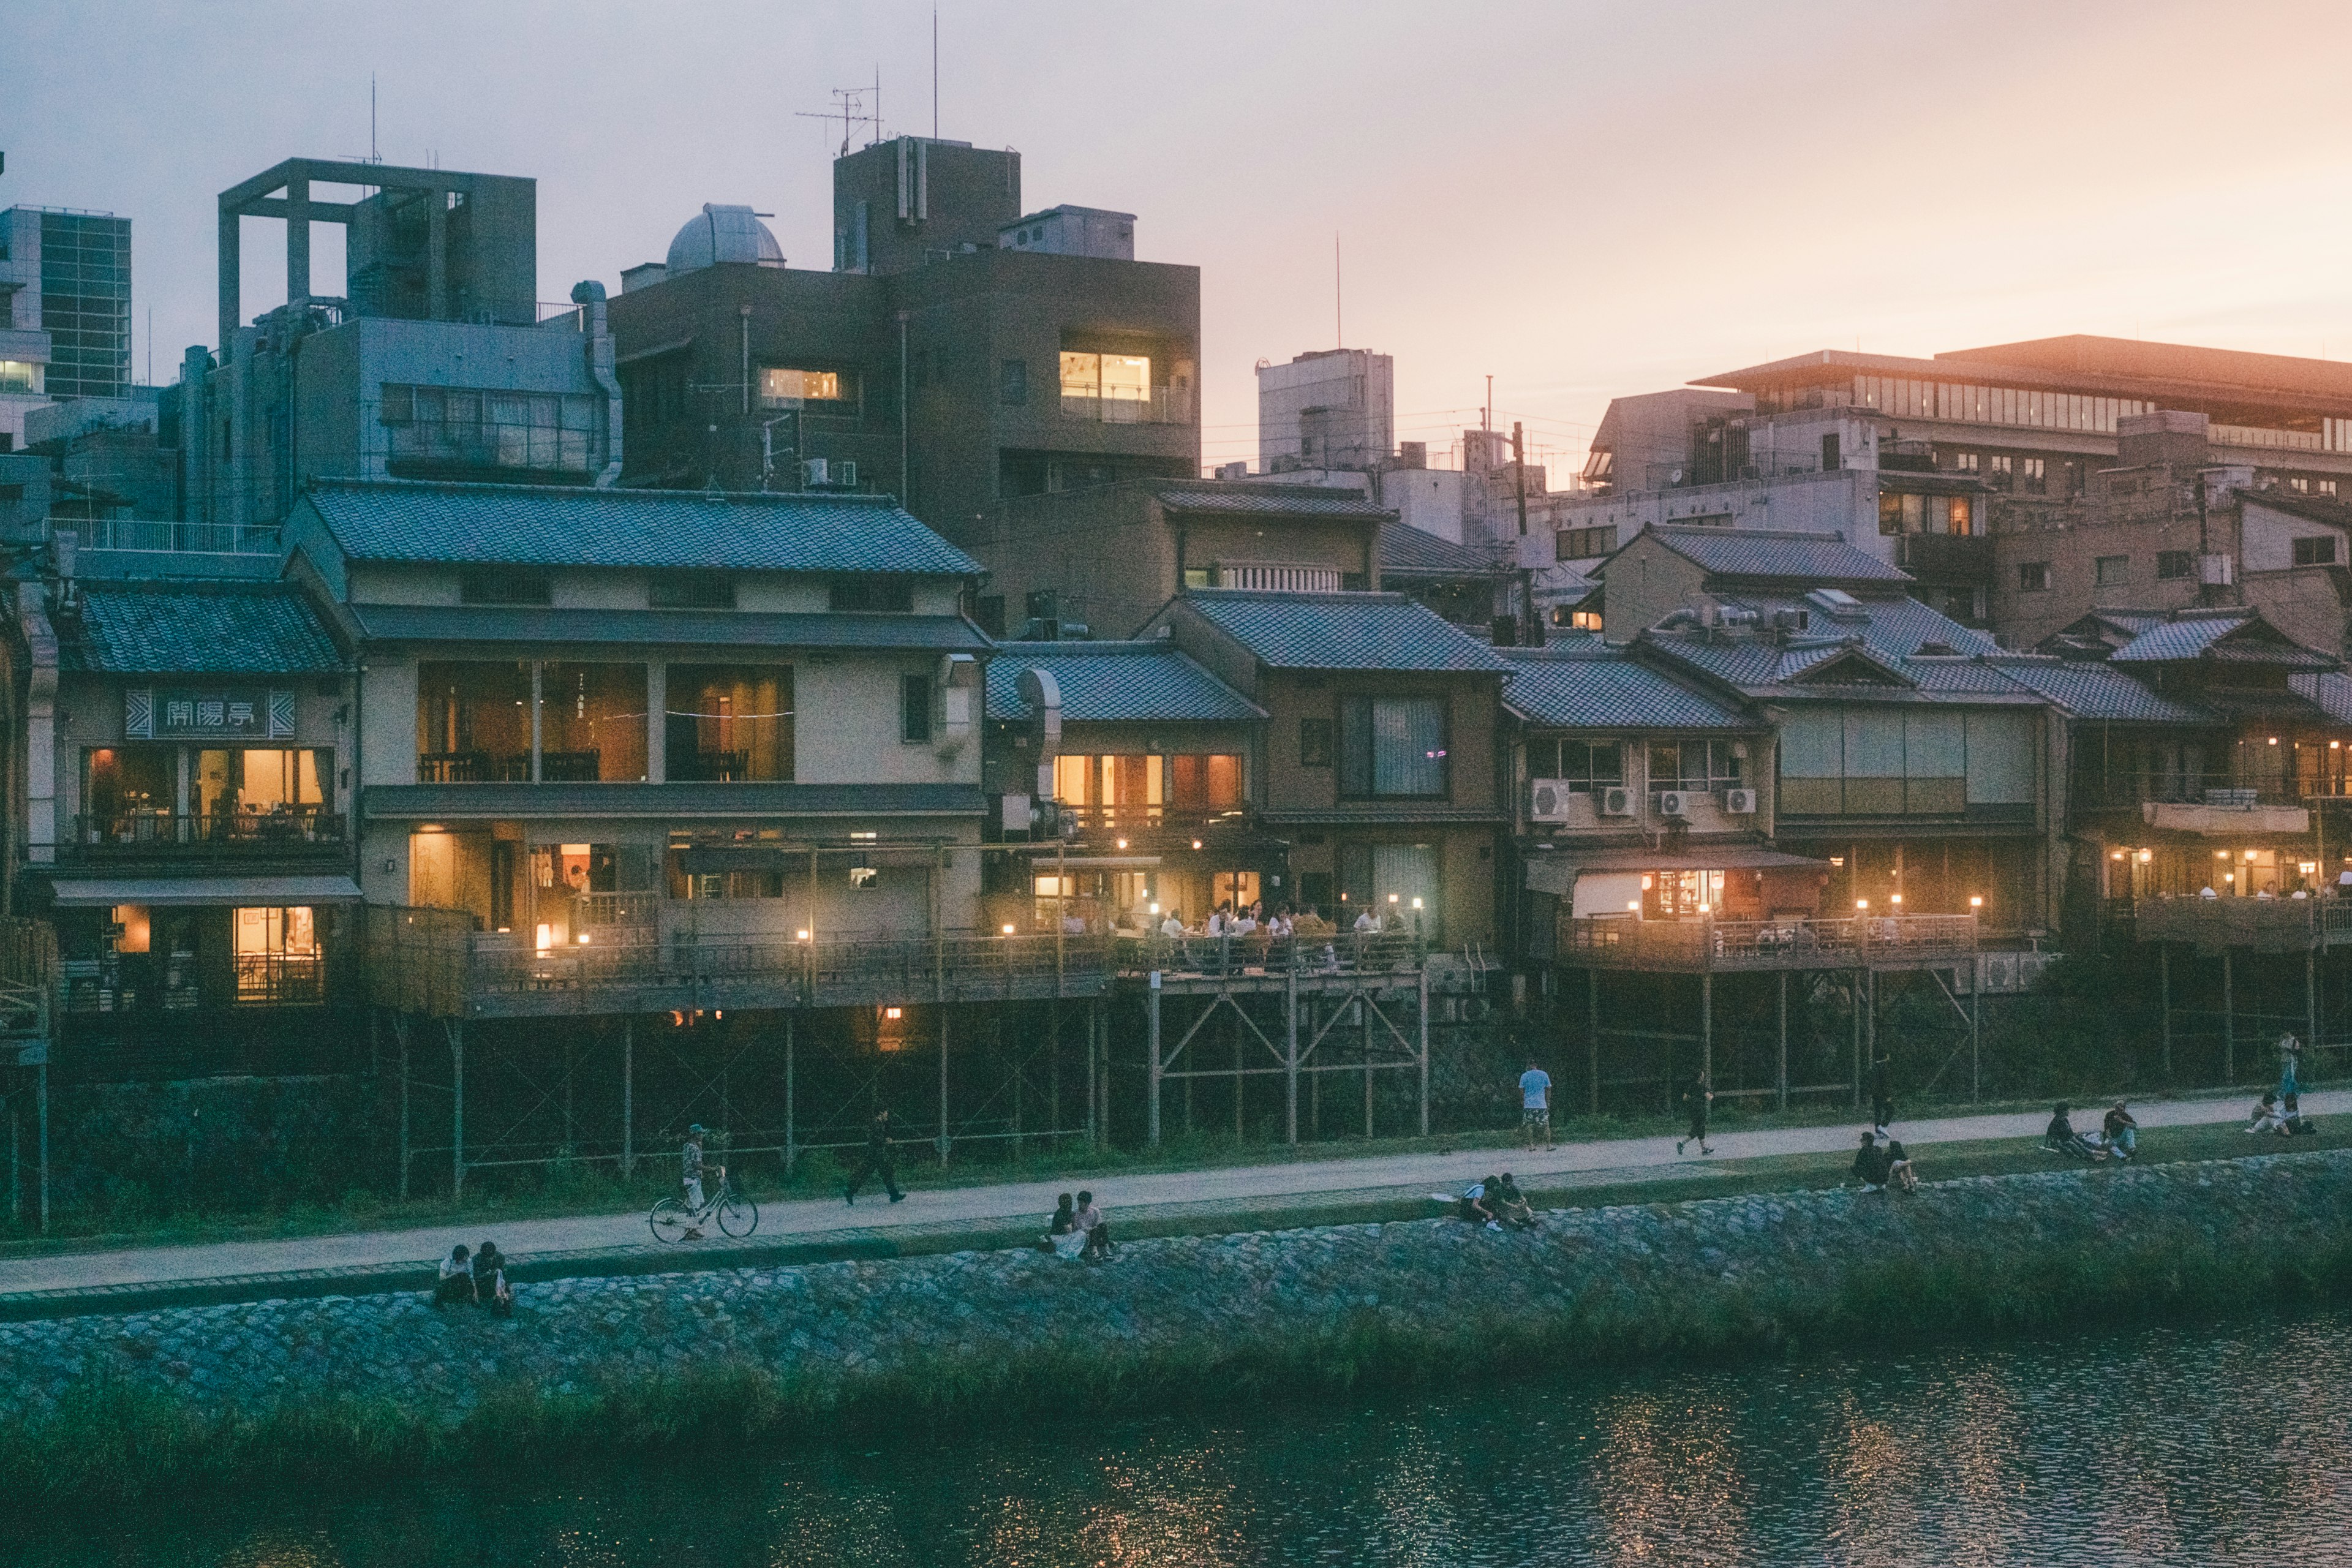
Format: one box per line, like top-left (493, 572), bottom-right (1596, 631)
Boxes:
top-left (796, 86), bottom-right (880, 156)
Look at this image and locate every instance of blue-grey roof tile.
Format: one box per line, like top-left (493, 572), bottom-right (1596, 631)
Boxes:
top-left (1645, 527), bottom-right (1910, 582)
top-left (303, 478), bottom-right (983, 575)
top-left (2294, 672), bottom-right (2352, 723)
top-left (1177, 590), bottom-right (1512, 673)
top-left (1502, 649), bottom-right (1751, 729)
top-left (62, 583), bottom-right (345, 675)
top-left (1151, 482), bottom-right (1392, 522)
top-left (349, 603), bottom-right (987, 652)
top-left (987, 641), bottom-right (1264, 724)
top-left (1378, 519), bottom-right (1510, 578)
top-left (1997, 661), bottom-right (2214, 722)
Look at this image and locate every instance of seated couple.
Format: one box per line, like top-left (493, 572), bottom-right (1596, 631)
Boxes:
top-left (2045, 1102), bottom-right (2138, 1163)
top-left (1849, 1132), bottom-right (1917, 1193)
top-left (1038, 1191), bottom-right (1117, 1262)
top-left (432, 1241), bottom-right (515, 1316)
top-left (1455, 1173), bottom-right (1535, 1231)
top-left (2247, 1092), bottom-right (2321, 1137)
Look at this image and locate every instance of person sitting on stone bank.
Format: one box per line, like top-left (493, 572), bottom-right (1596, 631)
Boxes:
top-left (1491, 1172), bottom-right (1536, 1229)
top-left (1848, 1131), bottom-right (1891, 1191)
top-left (433, 1243), bottom-right (477, 1308)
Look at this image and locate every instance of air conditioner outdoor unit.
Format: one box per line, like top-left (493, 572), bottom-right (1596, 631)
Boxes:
top-left (801, 458), bottom-right (829, 487)
top-left (1657, 790), bottom-right (1694, 819)
top-left (1599, 785), bottom-right (1637, 818)
top-left (1530, 780), bottom-right (1576, 823)
top-left (1723, 787), bottom-right (1758, 815)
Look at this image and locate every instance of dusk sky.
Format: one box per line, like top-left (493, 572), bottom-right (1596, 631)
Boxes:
top-left (10, 0), bottom-right (2352, 479)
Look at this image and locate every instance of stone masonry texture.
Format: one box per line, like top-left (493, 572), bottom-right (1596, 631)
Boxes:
top-left (2, 1152), bottom-right (2345, 1427)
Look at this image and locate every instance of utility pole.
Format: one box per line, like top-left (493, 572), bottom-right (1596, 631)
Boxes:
top-left (1512, 421), bottom-right (1528, 538)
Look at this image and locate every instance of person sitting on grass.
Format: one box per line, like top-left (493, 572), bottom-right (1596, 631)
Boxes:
top-left (2282, 1094), bottom-right (2320, 1137)
top-left (1039, 1193), bottom-right (1088, 1259)
top-left (1884, 1139), bottom-right (1918, 1194)
top-left (433, 1243), bottom-right (477, 1309)
top-left (1848, 1131), bottom-right (1891, 1191)
top-left (2102, 1102), bottom-right (2139, 1163)
top-left (2045, 1102), bottom-right (2102, 1161)
top-left (1491, 1172), bottom-right (1536, 1229)
top-left (2247, 1091), bottom-right (2288, 1135)
top-left (1074, 1190), bottom-right (1116, 1262)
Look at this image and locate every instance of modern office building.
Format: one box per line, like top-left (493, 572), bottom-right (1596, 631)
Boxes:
top-left (608, 135), bottom-right (1199, 530)
top-left (1, 205), bottom-right (134, 448)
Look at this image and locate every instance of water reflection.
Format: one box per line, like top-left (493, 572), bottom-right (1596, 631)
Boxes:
top-left (7, 1310), bottom-right (2350, 1567)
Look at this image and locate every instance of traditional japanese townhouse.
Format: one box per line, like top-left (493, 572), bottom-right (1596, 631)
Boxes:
top-left (1138, 589), bottom-right (1512, 947)
top-left (3, 551), bottom-right (358, 1078)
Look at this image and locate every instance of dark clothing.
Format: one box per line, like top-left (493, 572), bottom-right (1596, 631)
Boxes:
top-left (1683, 1084), bottom-right (1711, 1139)
top-left (1850, 1143), bottom-right (1891, 1187)
top-left (1870, 1060), bottom-right (1893, 1126)
top-left (1082, 1220), bottom-right (1114, 1259)
top-left (432, 1273), bottom-right (475, 1308)
top-left (846, 1121), bottom-right (903, 1202)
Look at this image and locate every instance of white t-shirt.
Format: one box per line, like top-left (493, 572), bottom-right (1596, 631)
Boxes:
top-left (1354, 911), bottom-right (1378, 932)
top-left (1160, 916), bottom-right (1184, 938)
top-left (1520, 1068), bottom-right (1551, 1110)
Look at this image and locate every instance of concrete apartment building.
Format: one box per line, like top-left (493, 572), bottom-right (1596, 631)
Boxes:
top-left (609, 135), bottom-right (1199, 531)
top-left (1545, 335), bottom-right (2352, 648)
top-left (180, 159), bottom-right (620, 532)
top-left (1257, 349), bottom-right (1394, 473)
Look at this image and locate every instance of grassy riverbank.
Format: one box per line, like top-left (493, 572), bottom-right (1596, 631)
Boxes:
top-left (3, 1149), bottom-right (2346, 1507)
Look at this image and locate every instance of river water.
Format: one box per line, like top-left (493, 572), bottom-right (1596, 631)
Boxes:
top-left (10, 1309), bottom-right (2351, 1567)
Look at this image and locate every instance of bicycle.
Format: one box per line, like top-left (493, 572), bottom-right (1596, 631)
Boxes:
top-left (649, 1164), bottom-right (759, 1243)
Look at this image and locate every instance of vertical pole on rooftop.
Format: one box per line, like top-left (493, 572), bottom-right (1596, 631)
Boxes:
top-left (937, 1009), bottom-right (951, 1166)
top-left (2223, 949), bottom-right (2236, 1084)
top-left (450, 1020), bottom-right (464, 1200)
top-left (621, 1016), bottom-right (635, 1180)
top-left (1285, 968), bottom-right (1300, 1146)
top-left (36, 1059), bottom-right (48, 1235)
top-left (1417, 961), bottom-right (1430, 1137)
top-left (1776, 971), bottom-right (1789, 1112)
top-left (1586, 968), bottom-right (1599, 1115)
top-left (1147, 971), bottom-right (1163, 1147)
top-left (783, 1012), bottom-right (797, 1177)
top-left (2160, 944), bottom-right (2174, 1085)
top-left (397, 1013), bottom-right (412, 1202)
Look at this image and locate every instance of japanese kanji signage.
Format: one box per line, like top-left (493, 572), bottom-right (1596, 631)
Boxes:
top-left (124, 687), bottom-right (296, 740)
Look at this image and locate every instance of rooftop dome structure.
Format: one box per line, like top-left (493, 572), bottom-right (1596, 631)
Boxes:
top-left (665, 205), bottom-right (785, 274)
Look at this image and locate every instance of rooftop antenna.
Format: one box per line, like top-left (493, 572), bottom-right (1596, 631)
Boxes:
top-left (1335, 234), bottom-right (1343, 349)
top-left (796, 88), bottom-right (878, 156)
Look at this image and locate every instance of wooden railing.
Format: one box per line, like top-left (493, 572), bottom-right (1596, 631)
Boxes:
top-left (1559, 913), bottom-right (1978, 971)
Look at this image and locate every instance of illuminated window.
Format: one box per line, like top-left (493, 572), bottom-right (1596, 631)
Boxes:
top-left (233, 905), bottom-right (322, 1005)
top-left (1529, 737), bottom-right (1623, 793)
top-left (760, 367), bottom-right (848, 405)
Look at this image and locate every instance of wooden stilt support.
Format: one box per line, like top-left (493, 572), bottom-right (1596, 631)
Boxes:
top-left (937, 1009), bottom-right (951, 1166)
top-left (783, 1012), bottom-right (796, 1175)
top-left (620, 1016), bottom-right (634, 1180)
top-left (1147, 972), bottom-right (1163, 1147)
top-left (1776, 971), bottom-right (1789, 1112)
top-left (2223, 949), bottom-right (2236, 1084)
top-left (1586, 968), bottom-right (1599, 1116)
top-left (1284, 969), bottom-right (1300, 1145)
top-left (1362, 987), bottom-right (1374, 1140)
top-left (1851, 968), bottom-right (1864, 1109)
top-left (2159, 945), bottom-right (2173, 1085)
top-left (396, 1012), bottom-right (412, 1201)
top-left (1700, 973), bottom-right (1713, 1087)
top-left (1417, 963), bottom-right (1430, 1137)
top-left (448, 1019), bottom-right (465, 1200)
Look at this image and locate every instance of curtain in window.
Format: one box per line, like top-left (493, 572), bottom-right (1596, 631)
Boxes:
top-left (1374, 698), bottom-right (1446, 796)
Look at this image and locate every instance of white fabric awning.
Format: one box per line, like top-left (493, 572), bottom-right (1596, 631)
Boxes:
top-left (47, 875), bottom-right (366, 908)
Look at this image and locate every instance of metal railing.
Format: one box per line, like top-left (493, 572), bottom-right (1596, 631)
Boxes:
top-left (81, 519), bottom-right (282, 554)
top-left (234, 952), bottom-right (326, 1006)
top-left (71, 810), bottom-right (346, 856)
top-left (2135, 894), bottom-right (2352, 952)
top-left (2210, 423), bottom-right (2327, 453)
top-left (1110, 929), bottom-right (1427, 979)
top-left (1559, 913), bottom-right (1978, 971)
top-left (1060, 385), bottom-right (1194, 425)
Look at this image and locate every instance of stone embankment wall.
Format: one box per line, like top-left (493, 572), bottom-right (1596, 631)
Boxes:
top-left (4, 1153), bottom-right (2348, 1436)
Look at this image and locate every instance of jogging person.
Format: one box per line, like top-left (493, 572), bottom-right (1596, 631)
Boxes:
top-left (844, 1107), bottom-right (907, 1205)
top-left (1518, 1059), bottom-right (1554, 1150)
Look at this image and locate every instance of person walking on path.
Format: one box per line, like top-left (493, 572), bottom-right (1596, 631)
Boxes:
top-left (1518, 1058), bottom-right (1554, 1150)
top-left (844, 1108), bottom-right (907, 1205)
top-left (1869, 1049), bottom-right (1895, 1133)
top-left (2280, 1032), bottom-right (2305, 1099)
top-left (1676, 1073), bottom-right (1714, 1157)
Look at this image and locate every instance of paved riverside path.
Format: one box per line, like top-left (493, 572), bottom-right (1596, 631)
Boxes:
top-left (4, 1089), bottom-right (2340, 1300)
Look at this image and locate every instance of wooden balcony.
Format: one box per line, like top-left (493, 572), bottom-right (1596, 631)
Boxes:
top-left (67, 810), bottom-right (347, 865)
top-left (1558, 912), bottom-right (1978, 973)
top-left (2133, 895), bottom-right (2352, 954)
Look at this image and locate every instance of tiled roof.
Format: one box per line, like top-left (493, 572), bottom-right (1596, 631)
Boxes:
top-left (349, 603), bottom-right (989, 652)
top-left (62, 583), bottom-right (345, 675)
top-left (2110, 611), bottom-right (2336, 669)
top-left (986, 641), bottom-right (1265, 724)
top-left (1175, 590), bottom-right (1512, 674)
top-left (1642, 526), bottom-right (1910, 583)
top-left (364, 783), bottom-right (982, 820)
top-left (1996, 660), bottom-right (2214, 723)
top-left (1150, 481), bottom-right (1392, 522)
top-left (1377, 520), bottom-right (1511, 578)
top-left (302, 478), bottom-right (984, 575)
top-left (1502, 647), bottom-right (1751, 729)
top-left (2293, 671), bottom-right (2352, 724)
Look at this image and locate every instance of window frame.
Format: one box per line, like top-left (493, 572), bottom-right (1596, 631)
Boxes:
top-left (827, 577), bottom-right (917, 613)
top-left (648, 571), bottom-right (737, 610)
top-left (900, 673), bottom-right (933, 744)
top-left (2094, 554), bottom-right (2130, 587)
top-left (2294, 535), bottom-right (2339, 567)
top-left (2018, 561), bottom-right (2051, 592)
top-left (2157, 549), bottom-right (2195, 581)
top-left (1339, 694), bottom-right (1452, 801)
top-left (459, 568), bottom-right (553, 606)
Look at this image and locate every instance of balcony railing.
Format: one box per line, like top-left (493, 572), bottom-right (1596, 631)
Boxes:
top-left (2210, 423), bottom-right (2327, 453)
top-left (81, 519), bottom-right (282, 555)
top-left (2134, 894), bottom-right (2352, 952)
top-left (1558, 913), bottom-right (1978, 973)
top-left (417, 752), bottom-right (533, 783)
top-left (71, 810), bottom-right (346, 858)
top-left (1060, 385), bottom-right (1194, 425)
